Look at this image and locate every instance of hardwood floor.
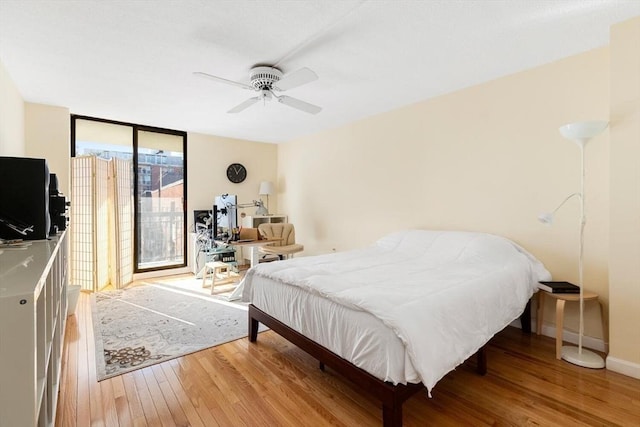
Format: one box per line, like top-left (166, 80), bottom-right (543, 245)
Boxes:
top-left (56, 279), bottom-right (640, 426)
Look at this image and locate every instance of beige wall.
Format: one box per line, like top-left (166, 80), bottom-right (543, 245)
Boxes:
top-left (608, 17), bottom-right (640, 377)
top-left (186, 132), bottom-right (278, 232)
top-left (25, 103), bottom-right (71, 195)
top-left (0, 63), bottom-right (70, 193)
top-left (0, 59), bottom-right (25, 156)
top-left (280, 48), bottom-right (610, 342)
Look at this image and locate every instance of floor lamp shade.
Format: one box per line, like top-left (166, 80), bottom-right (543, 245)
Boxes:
top-left (543, 120), bottom-right (607, 369)
top-left (559, 121), bottom-right (608, 147)
top-left (259, 181), bottom-right (275, 214)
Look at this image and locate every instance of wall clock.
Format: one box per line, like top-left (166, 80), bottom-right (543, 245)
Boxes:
top-left (226, 163), bottom-right (247, 183)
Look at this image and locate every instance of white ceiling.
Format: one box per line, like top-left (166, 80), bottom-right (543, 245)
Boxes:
top-left (1, 1), bottom-right (638, 144)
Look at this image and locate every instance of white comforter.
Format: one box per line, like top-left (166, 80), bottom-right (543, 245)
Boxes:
top-left (243, 229), bottom-right (550, 394)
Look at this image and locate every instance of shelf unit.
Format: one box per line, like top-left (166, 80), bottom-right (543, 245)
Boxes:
top-left (0, 231), bottom-right (68, 427)
top-left (241, 214), bottom-right (287, 229)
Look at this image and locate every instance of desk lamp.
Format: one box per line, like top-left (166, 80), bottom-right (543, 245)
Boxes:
top-left (538, 120), bottom-right (607, 369)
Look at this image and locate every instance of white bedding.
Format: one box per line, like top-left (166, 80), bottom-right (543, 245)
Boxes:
top-left (243, 229), bottom-right (551, 394)
top-left (250, 275), bottom-right (421, 384)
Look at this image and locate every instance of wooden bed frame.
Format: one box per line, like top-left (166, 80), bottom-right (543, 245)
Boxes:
top-left (249, 301), bottom-right (532, 426)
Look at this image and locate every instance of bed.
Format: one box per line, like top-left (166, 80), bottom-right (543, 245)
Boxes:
top-left (242, 229), bottom-right (550, 426)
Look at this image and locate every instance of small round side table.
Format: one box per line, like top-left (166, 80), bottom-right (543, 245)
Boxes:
top-left (536, 290), bottom-right (605, 360)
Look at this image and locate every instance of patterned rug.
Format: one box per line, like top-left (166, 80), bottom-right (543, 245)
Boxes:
top-left (91, 283), bottom-right (256, 381)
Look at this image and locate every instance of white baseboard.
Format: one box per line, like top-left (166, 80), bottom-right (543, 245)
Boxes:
top-left (538, 324), bottom-right (608, 353)
top-left (606, 356), bottom-right (640, 379)
top-left (509, 318), bottom-right (607, 352)
top-left (511, 317), bottom-right (640, 380)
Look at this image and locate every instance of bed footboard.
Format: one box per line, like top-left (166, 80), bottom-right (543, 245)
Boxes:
top-left (249, 304), bottom-right (486, 426)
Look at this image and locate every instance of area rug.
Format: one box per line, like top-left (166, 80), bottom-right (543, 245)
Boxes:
top-left (92, 283), bottom-right (257, 381)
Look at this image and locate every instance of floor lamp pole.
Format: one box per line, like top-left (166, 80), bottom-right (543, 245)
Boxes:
top-left (558, 121), bottom-right (606, 369)
top-left (578, 143), bottom-right (585, 355)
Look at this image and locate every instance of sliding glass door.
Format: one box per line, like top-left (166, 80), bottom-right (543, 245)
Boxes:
top-left (136, 130), bottom-right (185, 270)
top-left (72, 116), bottom-right (187, 275)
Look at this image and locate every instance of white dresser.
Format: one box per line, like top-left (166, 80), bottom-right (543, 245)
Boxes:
top-left (0, 232), bottom-right (68, 427)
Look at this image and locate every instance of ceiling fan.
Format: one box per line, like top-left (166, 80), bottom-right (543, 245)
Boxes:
top-left (194, 66), bottom-right (322, 114)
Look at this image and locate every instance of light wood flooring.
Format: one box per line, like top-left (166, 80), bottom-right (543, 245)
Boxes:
top-left (56, 276), bottom-right (640, 426)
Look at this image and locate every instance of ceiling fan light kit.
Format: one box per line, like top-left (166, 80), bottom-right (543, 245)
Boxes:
top-left (195, 65), bottom-right (321, 115)
top-left (248, 66), bottom-right (283, 90)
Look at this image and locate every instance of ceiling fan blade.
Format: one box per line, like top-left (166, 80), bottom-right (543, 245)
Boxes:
top-left (274, 67), bottom-right (318, 91)
top-left (193, 71), bottom-right (254, 91)
top-left (228, 97), bottom-right (260, 113)
top-left (277, 95), bottom-right (322, 115)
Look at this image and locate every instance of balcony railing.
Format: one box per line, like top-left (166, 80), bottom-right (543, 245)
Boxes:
top-left (137, 199), bottom-right (184, 268)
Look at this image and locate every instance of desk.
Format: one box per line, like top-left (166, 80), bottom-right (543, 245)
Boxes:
top-left (536, 290), bottom-right (604, 359)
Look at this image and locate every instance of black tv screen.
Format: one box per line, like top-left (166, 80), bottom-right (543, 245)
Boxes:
top-left (0, 156), bottom-right (51, 240)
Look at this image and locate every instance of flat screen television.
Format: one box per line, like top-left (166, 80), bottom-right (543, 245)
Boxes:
top-left (0, 156), bottom-right (51, 240)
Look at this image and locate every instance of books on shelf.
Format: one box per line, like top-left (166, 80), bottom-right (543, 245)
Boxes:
top-left (538, 281), bottom-right (580, 293)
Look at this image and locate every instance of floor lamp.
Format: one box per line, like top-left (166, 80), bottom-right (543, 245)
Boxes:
top-left (539, 120), bottom-right (607, 369)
